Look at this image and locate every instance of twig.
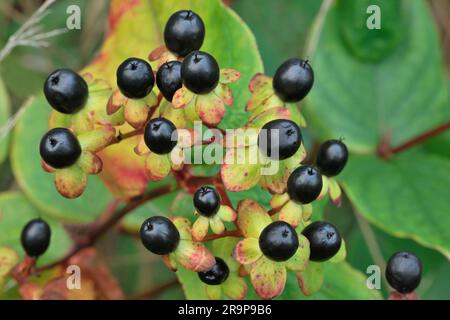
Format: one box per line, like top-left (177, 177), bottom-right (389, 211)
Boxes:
top-left (0, 99), bottom-right (31, 143)
top-left (128, 278), bottom-right (180, 300)
top-left (34, 185), bottom-right (176, 273)
top-left (378, 121), bottom-right (450, 159)
top-left (0, 0), bottom-right (67, 63)
top-left (304, 0), bottom-right (335, 57)
top-left (201, 230), bottom-right (242, 241)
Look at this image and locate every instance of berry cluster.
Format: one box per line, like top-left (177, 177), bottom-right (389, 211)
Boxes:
top-left (27, 9), bottom-right (423, 300)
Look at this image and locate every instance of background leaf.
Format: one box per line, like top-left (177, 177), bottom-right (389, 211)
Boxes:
top-left (11, 97), bottom-right (113, 223)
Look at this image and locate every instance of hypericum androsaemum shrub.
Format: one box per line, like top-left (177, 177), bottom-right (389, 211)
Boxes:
top-left (4, 1), bottom-right (433, 301)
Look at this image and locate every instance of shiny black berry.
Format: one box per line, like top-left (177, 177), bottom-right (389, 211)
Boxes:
top-left (386, 252), bottom-right (422, 294)
top-left (302, 221), bottom-right (341, 262)
top-left (287, 166), bottom-right (323, 204)
top-left (164, 10), bottom-right (205, 57)
top-left (43, 69), bottom-right (88, 114)
top-left (117, 57), bottom-right (155, 99)
top-left (259, 221), bottom-right (299, 262)
top-left (316, 139), bottom-right (348, 177)
top-left (198, 257), bottom-right (229, 285)
top-left (258, 119), bottom-right (302, 160)
top-left (140, 216), bottom-right (180, 255)
top-left (156, 61), bottom-right (182, 102)
top-left (181, 51), bottom-right (219, 94)
top-left (144, 117), bottom-right (178, 155)
top-left (21, 219), bottom-right (51, 257)
top-left (193, 186), bottom-right (221, 217)
top-left (273, 58), bottom-right (314, 102)
top-left (39, 128), bottom-right (81, 169)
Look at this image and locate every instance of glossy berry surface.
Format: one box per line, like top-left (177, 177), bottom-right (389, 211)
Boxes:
top-left (21, 219), bottom-right (51, 257)
top-left (181, 51), bottom-right (220, 94)
top-left (117, 57), bottom-right (155, 99)
top-left (43, 69), bottom-right (88, 114)
top-left (164, 10), bottom-right (205, 57)
top-left (140, 216), bottom-right (180, 255)
top-left (39, 128), bottom-right (81, 169)
top-left (386, 252), bottom-right (422, 294)
top-left (273, 58), bottom-right (314, 102)
top-left (156, 61), bottom-right (182, 102)
top-left (287, 165), bottom-right (323, 204)
top-left (144, 117), bottom-right (178, 155)
top-left (302, 221), bottom-right (341, 262)
top-left (259, 221), bottom-right (299, 262)
top-left (198, 257), bottom-right (229, 285)
top-left (193, 186), bottom-right (221, 217)
top-left (316, 140), bottom-right (348, 177)
top-left (258, 119), bottom-right (302, 160)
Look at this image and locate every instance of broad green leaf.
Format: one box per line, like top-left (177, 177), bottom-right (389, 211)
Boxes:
top-left (0, 192), bottom-right (72, 265)
top-left (341, 151), bottom-right (450, 258)
top-left (0, 77), bottom-right (10, 164)
top-left (176, 265), bottom-right (209, 300)
top-left (11, 97), bottom-right (113, 223)
top-left (305, 0), bottom-right (450, 153)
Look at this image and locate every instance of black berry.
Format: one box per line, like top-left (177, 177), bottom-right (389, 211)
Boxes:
top-left (43, 69), bottom-right (88, 114)
top-left (258, 119), bottom-right (302, 160)
top-left (144, 117), bottom-right (178, 155)
top-left (287, 166), bottom-right (323, 204)
top-left (181, 51), bottom-right (219, 94)
top-left (140, 216), bottom-right (180, 255)
top-left (39, 128), bottom-right (81, 169)
top-left (156, 61), bottom-right (182, 102)
top-left (259, 221), bottom-right (299, 262)
top-left (117, 57), bottom-right (155, 99)
top-left (386, 252), bottom-right (422, 294)
top-left (164, 10), bottom-right (205, 57)
top-left (193, 186), bottom-right (221, 217)
top-left (273, 58), bottom-right (314, 102)
top-left (21, 219), bottom-right (51, 257)
top-left (316, 139), bottom-right (348, 177)
top-left (302, 221), bottom-right (341, 262)
top-left (198, 257), bottom-right (229, 285)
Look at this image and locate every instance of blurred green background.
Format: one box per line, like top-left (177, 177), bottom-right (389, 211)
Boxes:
top-left (0, 0), bottom-right (449, 300)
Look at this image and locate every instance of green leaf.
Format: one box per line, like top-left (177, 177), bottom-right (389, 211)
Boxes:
top-left (0, 77), bottom-right (10, 164)
top-left (0, 192), bottom-right (72, 266)
top-left (176, 265), bottom-right (209, 300)
top-left (341, 151), bottom-right (450, 258)
top-left (305, 0), bottom-right (450, 153)
top-left (11, 97), bottom-right (114, 223)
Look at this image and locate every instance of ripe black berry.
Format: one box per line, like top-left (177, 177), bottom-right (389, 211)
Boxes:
top-left (181, 51), bottom-right (220, 94)
top-left (287, 166), bottom-right (323, 204)
top-left (144, 117), bottom-right (178, 155)
top-left (39, 128), bottom-right (81, 169)
top-left (140, 216), bottom-right (180, 255)
top-left (117, 57), bottom-right (155, 99)
top-left (273, 58), bottom-right (314, 102)
top-left (198, 257), bottom-right (229, 285)
top-left (386, 252), bottom-right (422, 294)
top-left (156, 61), bottom-right (182, 102)
top-left (316, 139), bottom-right (348, 177)
top-left (259, 221), bottom-right (299, 262)
top-left (164, 10), bottom-right (205, 57)
top-left (21, 219), bottom-right (51, 257)
top-left (43, 69), bottom-right (88, 114)
top-left (258, 119), bottom-right (302, 160)
top-left (302, 221), bottom-right (341, 262)
top-left (193, 186), bottom-right (221, 217)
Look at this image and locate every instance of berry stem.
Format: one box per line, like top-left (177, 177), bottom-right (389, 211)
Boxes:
top-left (34, 185), bottom-right (176, 274)
top-left (111, 128), bottom-right (144, 145)
top-left (378, 121), bottom-right (450, 159)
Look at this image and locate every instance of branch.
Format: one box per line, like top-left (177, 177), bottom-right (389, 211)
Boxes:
top-left (34, 185), bottom-right (176, 273)
top-left (0, 0), bottom-right (67, 63)
top-left (201, 230), bottom-right (242, 241)
top-left (128, 278), bottom-right (179, 300)
top-left (304, 0), bottom-right (335, 57)
top-left (378, 121), bottom-right (450, 159)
